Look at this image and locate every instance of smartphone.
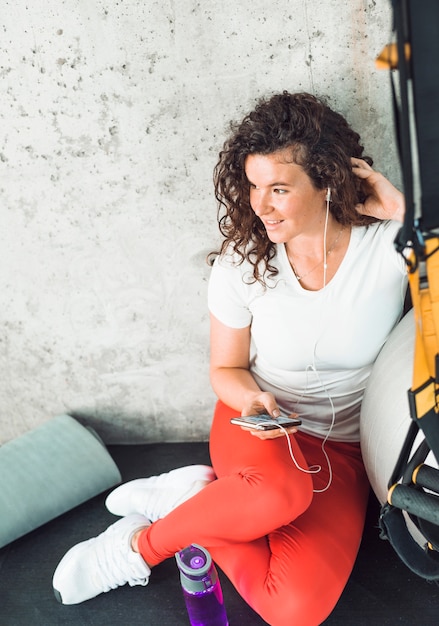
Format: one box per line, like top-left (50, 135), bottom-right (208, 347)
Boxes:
top-left (230, 413), bottom-right (302, 431)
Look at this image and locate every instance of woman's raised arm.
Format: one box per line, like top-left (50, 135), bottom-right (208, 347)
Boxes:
top-left (352, 157), bottom-right (405, 222)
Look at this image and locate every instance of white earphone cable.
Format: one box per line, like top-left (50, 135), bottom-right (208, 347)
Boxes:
top-left (323, 192), bottom-right (330, 288)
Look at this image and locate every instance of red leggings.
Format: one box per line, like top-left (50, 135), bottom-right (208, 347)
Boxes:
top-left (138, 401), bottom-right (370, 626)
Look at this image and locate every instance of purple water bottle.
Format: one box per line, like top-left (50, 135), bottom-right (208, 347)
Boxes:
top-left (175, 544), bottom-right (229, 626)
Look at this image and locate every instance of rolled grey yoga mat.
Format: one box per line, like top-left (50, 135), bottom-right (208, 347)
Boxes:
top-left (0, 414), bottom-right (121, 548)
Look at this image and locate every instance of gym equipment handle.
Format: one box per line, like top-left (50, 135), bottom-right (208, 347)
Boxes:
top-left (413, 464), bottom-right (439, 494)
top-left (388, 483), bottom-right (439, 526)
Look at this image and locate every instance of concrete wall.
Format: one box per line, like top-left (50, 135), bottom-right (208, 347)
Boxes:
top-left (1, 0), bottom-right (398, 444)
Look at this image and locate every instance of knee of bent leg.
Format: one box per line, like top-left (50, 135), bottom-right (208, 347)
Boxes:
top-left (274, 472), bottom-right (313, 523)
top-left (242, 464), bottom-right (313, 524)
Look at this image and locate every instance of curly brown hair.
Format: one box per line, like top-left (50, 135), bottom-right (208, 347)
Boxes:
top-left (212, 91), bottom-right (377, 284)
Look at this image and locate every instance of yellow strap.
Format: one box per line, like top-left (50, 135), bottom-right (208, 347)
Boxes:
top-left (407, 239), bottom-right (439, 417)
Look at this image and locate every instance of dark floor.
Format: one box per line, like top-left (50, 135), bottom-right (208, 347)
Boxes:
top-left (0, 442), bottom-right (438, 625)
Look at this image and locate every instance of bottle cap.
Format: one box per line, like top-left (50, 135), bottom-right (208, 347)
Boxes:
top-left (175, 544), bottom-right (218, 593)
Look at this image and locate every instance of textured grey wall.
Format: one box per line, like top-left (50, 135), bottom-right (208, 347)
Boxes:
top-left (1, 0), bottom-right (398, 444)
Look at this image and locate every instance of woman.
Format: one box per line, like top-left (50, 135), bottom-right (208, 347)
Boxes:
top-left (53, 92), bottom-right (407, 625)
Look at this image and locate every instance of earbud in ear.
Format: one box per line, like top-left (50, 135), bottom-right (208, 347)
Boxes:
top-left (326, 187), bottom-right (332, 202)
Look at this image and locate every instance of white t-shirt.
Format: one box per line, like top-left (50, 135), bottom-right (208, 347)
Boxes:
top-left (208, 220), bottom-right (408, 442)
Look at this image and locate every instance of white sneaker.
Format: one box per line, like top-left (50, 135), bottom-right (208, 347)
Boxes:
top-left (53, 514), bottom-right (151, 605)
top-left (105, 465), bottom-right (216, 522)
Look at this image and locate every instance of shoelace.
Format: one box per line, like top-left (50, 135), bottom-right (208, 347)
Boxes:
top-left (94, 522), bottom-right (150, 592)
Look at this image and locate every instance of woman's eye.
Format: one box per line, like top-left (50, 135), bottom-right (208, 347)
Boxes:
top-left (274, 188), bottom-right (287, 194)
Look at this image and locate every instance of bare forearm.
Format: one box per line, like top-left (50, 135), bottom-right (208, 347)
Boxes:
top-left (210, 366), bottom-right (262, 413)
top-left (209, 317), bottom-right (280, 418)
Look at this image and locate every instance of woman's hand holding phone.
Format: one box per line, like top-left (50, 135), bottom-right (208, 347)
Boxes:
top-left (231, 413), bottom-right (301, 440)
top-left (236, 391), bottom-right (300, 439)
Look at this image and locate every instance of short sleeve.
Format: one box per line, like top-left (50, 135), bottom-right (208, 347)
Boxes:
top-left (377, 220), bottom-right (408, 274)
top-left (207, 254), bottom-right (252, 328)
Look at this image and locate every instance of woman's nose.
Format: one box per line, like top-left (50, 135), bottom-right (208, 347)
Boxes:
top-left (251, 190), bottom-right (272, 216)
